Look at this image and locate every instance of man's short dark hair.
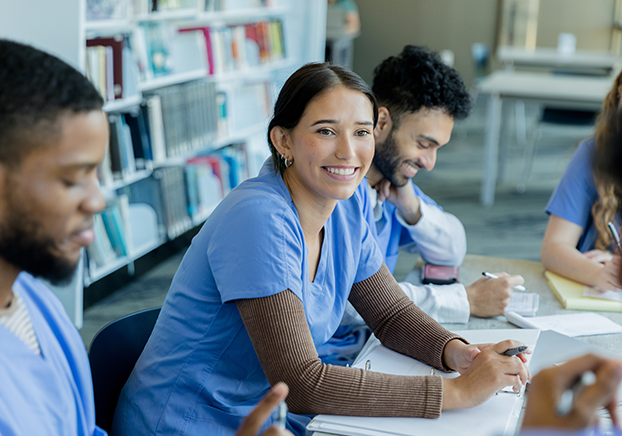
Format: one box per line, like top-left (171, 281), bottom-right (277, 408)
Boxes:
top-left (372, 45), bottom-right (472, 127)
top-left (0, 39), bottom-right (104, 164)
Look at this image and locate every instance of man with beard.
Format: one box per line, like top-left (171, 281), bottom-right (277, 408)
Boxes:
top-left (320, 46), bottom-right (525, 365)
top-left (0, 39), bottom-right (109, 436)
top-left (0, 39), bottom-right (293, 436)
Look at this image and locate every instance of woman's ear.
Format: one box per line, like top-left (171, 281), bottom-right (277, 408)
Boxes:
top-left (374, 107), bottom-right (393, 141)
top-left (270, 126), bottom-right (292, 159)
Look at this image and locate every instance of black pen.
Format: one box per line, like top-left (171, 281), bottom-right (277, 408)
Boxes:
top-left (502, 346), bottom-right (527, 356)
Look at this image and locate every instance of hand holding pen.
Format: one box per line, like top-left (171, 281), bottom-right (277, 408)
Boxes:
top-left (522, 354), bottom-right (622, 432)
top-left (235, 382), bottom-right (293, 436)
top-left (482, 272), bottom-right (527, 291)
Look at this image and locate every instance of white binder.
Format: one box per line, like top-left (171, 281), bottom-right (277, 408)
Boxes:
top-left (307, 329), bottom-right (540, 436)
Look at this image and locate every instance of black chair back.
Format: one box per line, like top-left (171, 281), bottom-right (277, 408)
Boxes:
top-left (88, 307), bottom-right (161, 433)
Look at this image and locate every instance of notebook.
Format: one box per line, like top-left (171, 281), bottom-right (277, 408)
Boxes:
top-left (545, 270), bottom-right (622, 312)
top-left (506, 292), bottom-right (539, 316)
top-left (307, 329), bottom-right (540, 436)
top-left (505, 311), bottom-right (622, 337)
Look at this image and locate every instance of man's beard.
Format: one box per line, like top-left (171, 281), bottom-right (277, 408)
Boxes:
top-left (372, 130), bottom-right (411, 188)
top-left (0, 209), bottom-right (77, 286)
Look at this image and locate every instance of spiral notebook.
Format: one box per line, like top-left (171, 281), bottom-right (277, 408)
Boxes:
top-left (307, 329), bottom-right (540, 436)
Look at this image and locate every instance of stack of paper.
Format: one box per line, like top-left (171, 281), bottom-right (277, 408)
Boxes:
top-left (307, 329), bottom-right (539, 436)
top-left (505, 311), bottom-right (622, 337)
top-left (545, 271), bottom-right (622, 312)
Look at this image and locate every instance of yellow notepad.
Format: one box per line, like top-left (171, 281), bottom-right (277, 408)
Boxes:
top-left (545, 270), bottom-right (622, 312)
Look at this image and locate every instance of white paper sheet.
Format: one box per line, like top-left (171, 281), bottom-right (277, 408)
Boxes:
top-left (308, 329), bottom-right (539, 436)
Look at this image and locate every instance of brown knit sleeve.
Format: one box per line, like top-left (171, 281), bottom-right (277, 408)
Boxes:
top-left (236, 289), bottom-right (444, 418)
top-left (349, 263), bottom-right (466, 372)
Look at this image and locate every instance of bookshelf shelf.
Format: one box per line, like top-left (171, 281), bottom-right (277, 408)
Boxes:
top-left (197, 5), bottom-right (290, 23)
top-left (153, 123), bottom-right (266, 168)
top-left (139, 69), bottom-right (207, 91)
top-left (85, 18), bottom-right (133, 33)
top-left (101, 169), bottom-right (153, 198)
top-left (211, 59), bottom-right (295, 83)
top-left (131, 237), bottom-right (167, 261)
top-left (133, 8), bottom-right (198, 22)
top-left (86, 255), bottom-right (130, 286)
top-left (103, 94), bottom-right (143, 112)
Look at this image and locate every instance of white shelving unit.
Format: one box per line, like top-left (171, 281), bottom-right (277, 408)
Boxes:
top-left (0, 0), bottom-right (326, 327)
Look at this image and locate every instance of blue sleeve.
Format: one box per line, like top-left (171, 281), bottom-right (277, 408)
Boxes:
top-left (207, 199), bottom-right (304, 303)
top-left (546, 138), bottom-right (598, 229)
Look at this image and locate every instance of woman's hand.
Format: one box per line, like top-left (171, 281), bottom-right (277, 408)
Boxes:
top-left (441, 340), bottom-right (531, 410)
top-left (583, 249), bottom-right (614, 264)
top-left (522, 354), bottom-right (622, 431)
top-left (595, 255), bottom-right (622, 292)
top-left (236, 383), bottom-right (293, 436)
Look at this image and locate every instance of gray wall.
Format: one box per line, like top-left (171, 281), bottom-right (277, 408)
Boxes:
top-left (352, 0), bottom-right (615, 87)
top-left (352, 0), bottom-right (499, 87)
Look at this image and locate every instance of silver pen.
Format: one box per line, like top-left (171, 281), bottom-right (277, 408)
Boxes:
top-left (608, 222), bottom-right (622, 253)
top-left (276, 400), bottom-right (288, 430)
top-left (556, 371), bottom-right (596, 416)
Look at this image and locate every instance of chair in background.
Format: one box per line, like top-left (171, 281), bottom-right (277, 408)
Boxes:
top-left (88, 306), bottom-right (161, 433)
top-left (516, 106), bottom-right (596, 192)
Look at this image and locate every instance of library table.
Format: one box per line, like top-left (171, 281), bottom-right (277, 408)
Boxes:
top-left (312, 254), bottom-right (622, 436)
top-left (496, 46), bottom-right (621, 73)
top-left (476, 70), bottom-right (614, 206)
top-left (406, 254), bottom-right (622, 357)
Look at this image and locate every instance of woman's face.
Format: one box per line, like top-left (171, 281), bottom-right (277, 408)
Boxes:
top-left (284, 86), bottom-right (375, 203)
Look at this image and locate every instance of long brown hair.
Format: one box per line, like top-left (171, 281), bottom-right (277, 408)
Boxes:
top-left (592, 70), bottom-right (622, 250)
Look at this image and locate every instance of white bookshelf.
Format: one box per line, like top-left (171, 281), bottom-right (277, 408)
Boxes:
top-left (0, 0), bottom-right (326, 326)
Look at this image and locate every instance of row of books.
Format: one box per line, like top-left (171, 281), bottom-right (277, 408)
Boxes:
top-left (87, 195), bottom-right (133, 270)
top-left (86, 34), bottom-right (140, 101)
top-left (88, 144), bottom-right (250, 272)
top-left (87, 0), bottom-right (276, 21)
top-left (183, 20), bottom-right (285, 76)
top-left (98, 79), bottom-right (220, 188)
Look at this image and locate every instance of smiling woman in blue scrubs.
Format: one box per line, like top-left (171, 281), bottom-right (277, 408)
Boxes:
top-left (112, 63), bottom-right (530, 436)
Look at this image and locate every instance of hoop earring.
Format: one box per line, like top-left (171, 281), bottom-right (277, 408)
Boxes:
top-left (282, 155), bottom-right (293, 168)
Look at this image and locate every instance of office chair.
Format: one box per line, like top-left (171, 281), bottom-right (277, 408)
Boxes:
top-left (88, 306), bottom-right (161, 433)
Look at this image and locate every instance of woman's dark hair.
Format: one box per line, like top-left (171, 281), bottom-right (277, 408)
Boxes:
top-left (267, 63), bottom-right (378, 174)
top-left (0, 39), bottom-right (104, 165)
top-left (372, 45), bottom-right (471, 128)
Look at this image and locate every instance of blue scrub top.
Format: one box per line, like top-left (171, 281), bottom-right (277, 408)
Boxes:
top-left (0, 273), bottom-right (105, 436)
top-left (546, 138), bottom-right (619, 252)
top-left (355, 179), bottom-right (441, 273)
top-left (113, 158), bottom-right (383, 436)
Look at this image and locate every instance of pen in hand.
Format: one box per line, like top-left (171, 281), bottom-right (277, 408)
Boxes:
top-left (276, 400), bottom-right (288, 430)
top-left (556, 371), bottom-right (596, 416)
top-left (608, 222), bottom-right (622, 253)
top-left (502, 346), bottom-right (528, 357)
top-left (482, 272), bottom-right (527, 291)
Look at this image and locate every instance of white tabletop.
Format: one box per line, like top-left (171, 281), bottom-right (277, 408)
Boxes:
top-left (475, 70), bottom-right (614, 109)
top-left (497, 46), bottom-right (622, 69)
